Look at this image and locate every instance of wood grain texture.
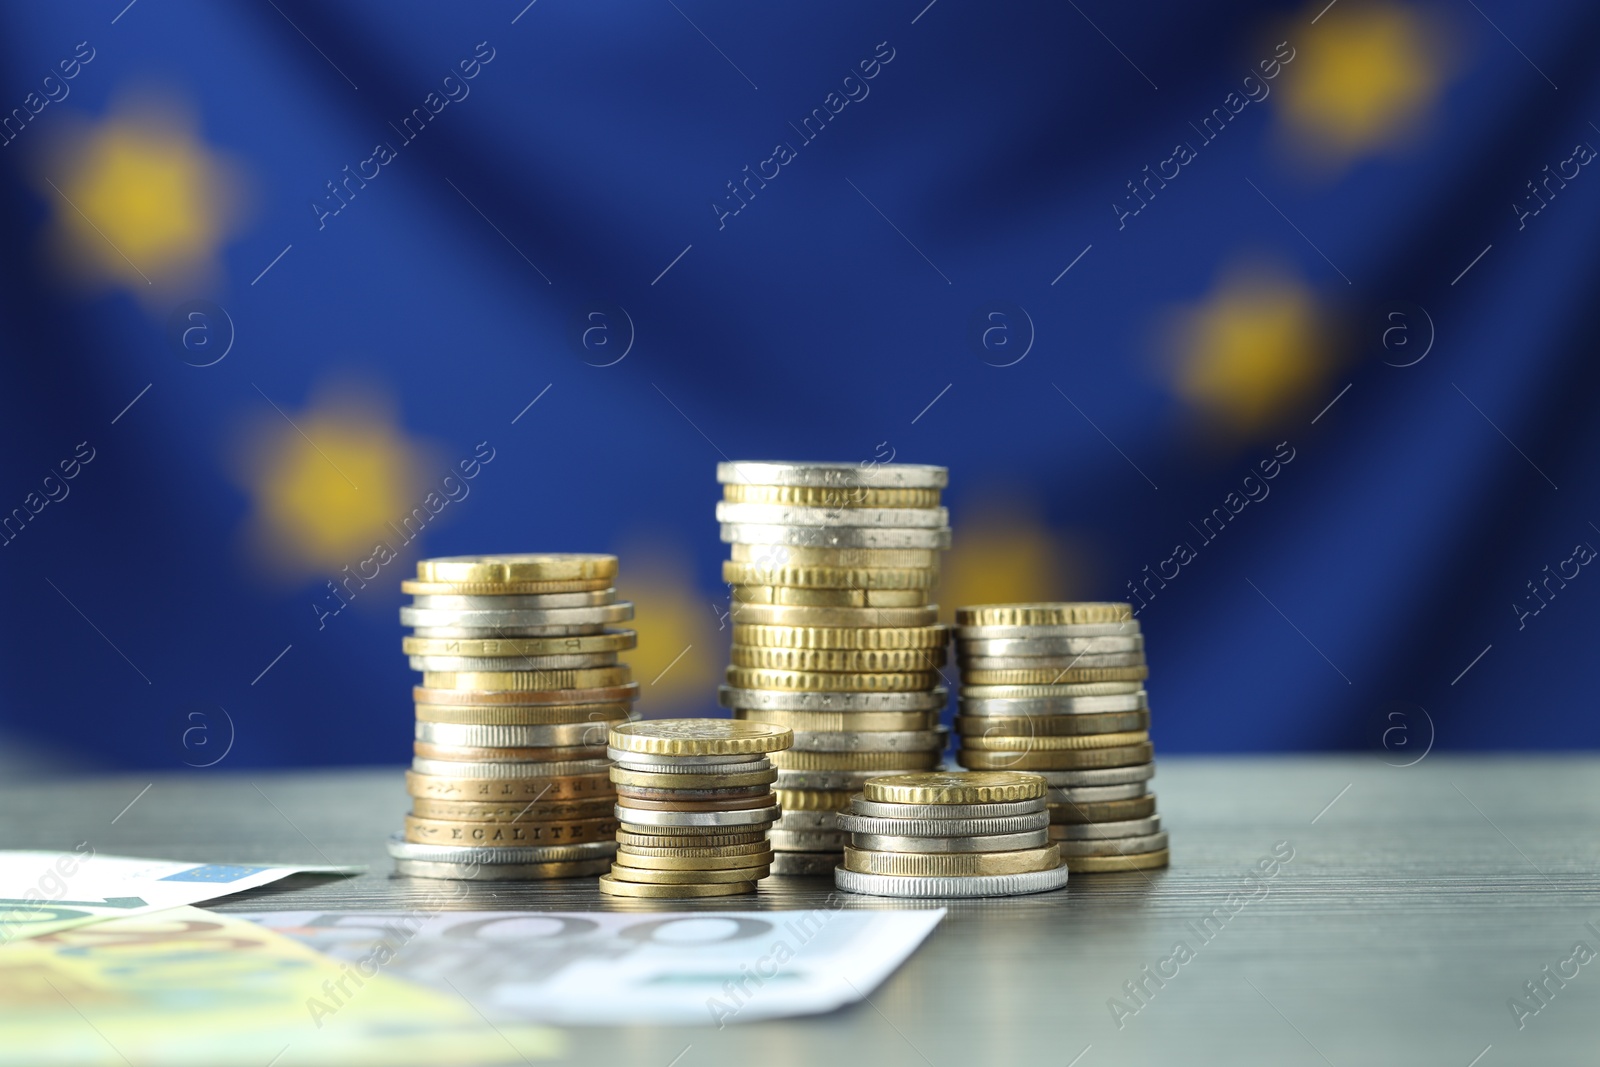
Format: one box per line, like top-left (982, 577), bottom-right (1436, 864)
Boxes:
top-left (4, 755), bottom-right (1596, 1065)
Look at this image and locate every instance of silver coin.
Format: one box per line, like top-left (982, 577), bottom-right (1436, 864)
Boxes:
top-left (415, 721), bottom-right (613, 747)
top-left (788, 729), bottom-right (947, 753)
top-left (958, 652), bottom-right (1147, 670)
top-left (775, 769), bottom-right (911, 790)
top-left (960, 682), bottom-right (1144, 699)
top-left (408, 591), bottom-right (617, 610)
top-left (615, 804), bottom-right (780, 827)
top-left (1029, 763), bottom-right (1156, 787)
top-left (956, 635), bottom-right (1144, 657)
top-left (408, 624), bottom-right (610, 638)
top-left (1052, 831), bottom-right (1169, 856)
top-left (721, 524), bottom-right (952, 550)
top-left (401, 603), bottom-right (634, 627)
top-left (846, 797), bottom-right (1047, 820)
top-left (408, 653), bottom-right (619, 672)
top-left (715, 502), bottom-right (949, 529)
top-left (958, 692), bottom-right (1148, 717)
top-left (1046, 782), bottom-right (1151, 803)
top-left (774, 809), bottom-right (840, 831)
top-left (768, 828), bottom-right (848, 850)
top-left (834, 863), bottom-right (1068, 898)
top-left (720, 686), bottom-right (949, 712)
top-left (954, 622), bottom-right (1141, 640)
top-left (845, 829), bottom-right (1048, 853)
top-left (769, 851), bottom-right (842, 876)
top-left (386, 835), bottom-right (617, 864)
top-left (835, 811), bottom-right (1050, 837)
top-left (393, 856), bottom-right (614, 881)
top-left (718, 461), bottom-right (948, 490)
top-left (1048, 815), bottom-right (1161, 840)
top-left (410, 757), bottom-right (611, 778)
top-left (607, 748), bottom-right (770, 770)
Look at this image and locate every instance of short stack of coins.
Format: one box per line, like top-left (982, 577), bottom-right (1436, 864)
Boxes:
top-left (953, 602), bottom-right (1168, 873)
top-left (386, 554), bottom-right (638, 880)
top-left (833, 771), bottom-right (1069, 897)
top-left (600, 720), bottom-right (792, 898)
top-left (714, 460), bottom-right (952, 876)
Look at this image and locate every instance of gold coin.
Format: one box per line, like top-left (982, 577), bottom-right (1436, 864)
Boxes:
top-left (404, 770), bottom-right (613, 802)
top-left (614, 849), bottom-right (775, 872)
top-left (958, 742), bottom-right (1154, 770)
top-left (414, 703), bottom-right (634, 726)
top-left (722, 484), bottom-right (942, 508)
top-left (400, 577), bottom-right (614, 595)
top-left (841, 844), bottom-right (1060, 877)
top-left (728, 604), bottom-right (939, 628)
top-left (615, 829), bottom-right (766, 849)
top-left (413, 741), bottom-right (607, 762)
top-left (730, 544), bottom-right (941, 568)
top-left (598, 875), bottom-right (756, 897)
top-left (417, 554), bottom-right (618, 584)
top-left (730, 585), bottom-right (928, 608)
top-left (423, 667), bottom-right (632, 691)
top-left (733, 623), bottom-right (948, 650)
top-left (956, 602), bottom-right (1134, 626)
top-left (608, 719), bottom-right (793, 756)
top-left (725, 667), bottom-right (942, 693)
top-left (1049, 795), bottom-right (1157, 824)
top-left (737, 708), bottom-right (939, 732)
top-left (610, 766), bottom-right (778, 790)
top-left (403, 815), bottom-right (617, 846)
top-left (1063, 848), bottom-right (1169, 873)
top-left (616, 792), bottom-right (775, 812)
top-left (414, 684), bottom-right (639, 706)
top-left (961, 666), bottom-right (1147, 685)
top-left (615, 839), bottom-right (772, 858)
top-left (959, 730), bottom-right (1149, 751)
top-left (958, 682), bottom-right (1141, 699)
top-left (403, 632), bottom-right (636, 656)
top-left (606, 864), bottom-right (769, 885)
top-left (954, 711), bottom-right (1148, 736)
top-left (769, 750), bottom-right (941, 771)
top-left (772, 788), bottom-right (858, 811)
top-left (730, 645), bottom-right (946, 673)
top-left (862, 771), bottom-right (1046, 805)
top-left (410, 797), bottom-right (615, 821)
top-left (722, 561), bottom-right (938, 590)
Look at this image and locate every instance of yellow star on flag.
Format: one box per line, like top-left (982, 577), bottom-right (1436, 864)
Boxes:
top-left (934, 502), bottom-right (1079, 622)
top-left (614, 543), bottom-right (718, 713)
top-left (38, 93), bottom-right (248, 299)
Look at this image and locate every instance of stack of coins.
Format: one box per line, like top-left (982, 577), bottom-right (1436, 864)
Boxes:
top-left (953, 602), bottom-right (1168, 874)
top-left (386, 554), bottom-right (639, 880)
top-left (714, 461), bottom-right (953, 876)
top-left (600, 720), bottom-right (792, 898)
top-left (833, 771), bottom-right (1068, 897)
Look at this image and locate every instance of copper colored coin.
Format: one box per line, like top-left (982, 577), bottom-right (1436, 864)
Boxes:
top-left (410, 796), bottom-right (615, 822)
top-left (606, 864), bottom-right (770, 885)
top-left (414, 703), bottom-right (634, 726)
top-left (413, 684), bottom-right (640, 706)
top-left (613, 784), bottom-right (773, 802)
top-left (403, 815), bottom-right (619, 846)
top-left (957, 742), bottom-right (1154, 770)
top-left (615, 793), bottom-right (778, 812)
top-left (412, 741), bottom-right (608, 762)
top-left (1049, 794), bottom-right (1158, 824)
top-left (954, 710), bottom-right (1149, 737)
top-left (405, 770), bottom-right (613, 802)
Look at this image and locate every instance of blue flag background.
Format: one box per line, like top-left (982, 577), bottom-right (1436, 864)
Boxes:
top-left (2, 0), bottom-right (1597, 771)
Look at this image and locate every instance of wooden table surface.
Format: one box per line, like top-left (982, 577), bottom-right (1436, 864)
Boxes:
top-left (4, 754), bottom-right (1596, 1066)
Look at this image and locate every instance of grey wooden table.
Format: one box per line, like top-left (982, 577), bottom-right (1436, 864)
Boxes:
top-left (4, 755), bottom-right (1596, 1066)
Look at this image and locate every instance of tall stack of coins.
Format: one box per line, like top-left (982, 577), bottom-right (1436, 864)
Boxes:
top-left (953, 603), bottom-right (1168, 873)
top-left (714, 461), bottom-right (952, 876)
top-left (386, 554), bottom-right (639, 880)
top-left (833, 771), bottom-right (1068, 897)
top-left (600, 720), bottom-right (791, 898)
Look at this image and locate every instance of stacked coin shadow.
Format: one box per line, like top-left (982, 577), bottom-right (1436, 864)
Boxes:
top-left (953, 603), bottom-right (1169, 874)
top-left (713, 461), bottom-right (954, 876)
top-left (832, 772), bottom-right (1069, 898)
top-left (600, 720), bottom-right (792, 898)
top-left (385, 554), bottom-right (640, 880)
